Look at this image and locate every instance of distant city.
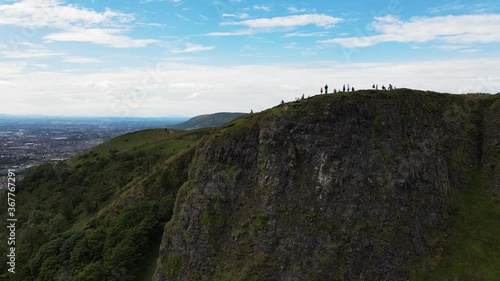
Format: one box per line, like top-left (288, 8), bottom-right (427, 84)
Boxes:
top-left (0, 115), bottom-right (187, 189)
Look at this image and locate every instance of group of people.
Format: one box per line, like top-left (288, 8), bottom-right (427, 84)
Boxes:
top-left (320, 84), bottom-right (355, 94)
top-left (372, 84), bottom-right (396, 90)
top-left (280, 83), bottom-right (398, 110)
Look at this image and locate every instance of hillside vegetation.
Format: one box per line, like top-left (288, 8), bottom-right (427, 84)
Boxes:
top-left (0, 89), bottom-right (498, 281)
top-left (0, 128), bottom-right (208, 280)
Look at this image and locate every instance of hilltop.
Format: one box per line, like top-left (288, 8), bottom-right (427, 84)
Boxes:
top-left (1, 89), bottom-right (499, 281)
top-left (170, 112), bottom-right (246, 130)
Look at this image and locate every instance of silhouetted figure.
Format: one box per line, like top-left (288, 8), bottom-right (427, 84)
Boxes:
top-left (376, 84), bottom-right (378, 90)
top-left (334, 89), bottom-right (337, 94)
top-left (372, 84), bottom-right (375, 89)
top-left (343, 85), bottom-right (345, 92)
top-left (325, 84), bottom-right (328, 94)
top-left (250, 109), bottom-right (253, 114)
top-left (320, 88), bottom-right (323, 94)
top-left (301, 94), bottom-right (304, 100)
top-left (389, 84), bottom-right (393, 90)
top-left (281, 100), bottom-right (284, 105)
top-left (352, 87), bottom-right (355, 92)
top-left (382, 85), bottom-right (386, 90)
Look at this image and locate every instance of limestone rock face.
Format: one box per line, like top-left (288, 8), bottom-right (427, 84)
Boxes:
top-left (153, 90), bottom-right (499, 281)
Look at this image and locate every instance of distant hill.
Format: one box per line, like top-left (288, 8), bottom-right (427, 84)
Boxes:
top-left (171, 112), bottom-right (246, 130)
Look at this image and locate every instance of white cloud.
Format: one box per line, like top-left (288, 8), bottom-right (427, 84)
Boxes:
top-left (141, 0), bottom-right (181, 3)
top-left (0, 0), bottom-right (157, 48)
top-left (44, 28), bottom-right (158, 48)
top-left (168, 83), bottom-right (213, 89)
top-left (63, 56), bottom-right (102, 63)
top-left (137, 22), bottom-right (167, 27)
top-left (0, 49), bottom-right (64, 58)
top-left (0, 0), bottom-right (133, 29)
top-left (435, 45), bottom-right (468, 51)
top-left (18, 42), bottom-right (45, 49)
top-left (288, 7), bottom-right (306, 13)
top-left (205, 29), bottom-right (255, 36)
top-left (223, 14), bottom-right (342, 29)
top-left (459, 48), bottom-right (480, 53)
top-left (0, 62), bottom-right (25, 77)
top-left (169, 43), bottom-right (215, 54)
top-left (222, 13), bottom-right (250, 19)
top-left (2, 58), bottom-right (499, 117)
top-left (282, 31), bottom-right (329, 38)
top-left (33, 64), bottom-right (49, 69)
top-left (253, 5), bottom-right (271, 12)
top-left (320, 14), bottom-right (500, 48)
top-left (187, 92), bottom-right (201, 99)
top-left (428, 3), bottom-right (465, 14)
top-left (175, 13), bottom-right (188, 21)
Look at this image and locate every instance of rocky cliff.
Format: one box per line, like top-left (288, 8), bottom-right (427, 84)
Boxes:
top-left (153, 89), bottom-right (499, 281)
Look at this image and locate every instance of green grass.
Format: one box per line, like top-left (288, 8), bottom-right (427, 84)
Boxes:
top-left (414, 172), bottom-right (500, 281)
top-left (66, 128), bottom-right (208, 168)
top-left (165, 255), bottom-right (182, 278)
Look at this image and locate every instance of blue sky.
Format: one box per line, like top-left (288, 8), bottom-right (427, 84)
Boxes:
top-left (1, 0), bottom-right (500, 117)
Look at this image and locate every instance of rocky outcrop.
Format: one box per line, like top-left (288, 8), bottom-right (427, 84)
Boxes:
top-left (153, 90), bottom-right (499, 281)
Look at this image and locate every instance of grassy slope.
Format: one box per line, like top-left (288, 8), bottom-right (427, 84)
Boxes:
top-left (0, 128), bottom-right (210, 280)
top-left (414, 171), bottom-right (500, 280)
top-left (66, 129), bottom-right (201, 167)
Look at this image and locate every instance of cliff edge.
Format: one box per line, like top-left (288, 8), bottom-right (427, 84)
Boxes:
top-left (153, 89), bottom-right (499, 281)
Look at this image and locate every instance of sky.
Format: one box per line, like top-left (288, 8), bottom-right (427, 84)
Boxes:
top-left (1, 0), bottom-right (500, 117)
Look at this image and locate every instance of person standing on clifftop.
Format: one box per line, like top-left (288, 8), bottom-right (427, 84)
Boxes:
top-left (320, 87), bottom-right (323, 94)
top-left (343, 84), bottom-right (345, 92)
top-left (325, 84), bottom-right (328, 94)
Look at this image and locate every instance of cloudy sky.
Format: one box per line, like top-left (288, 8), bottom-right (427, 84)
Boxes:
top-left (1, 0), bottom-right (500, 117)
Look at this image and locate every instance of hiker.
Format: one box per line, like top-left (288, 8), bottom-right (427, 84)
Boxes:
top-left (320, 87), bottom-right (323, 94)
top-left (301, 94), bottom-right (304, 100)
top-left (382, 85), bottom-right (386, 90)
top-left (352, 87), bottom-right (355, 92)
top-left (372, 84), bottom-right (375, 89)
top-left (334, 88), bottom-right (337, 94)
top-left (325, 84), bottom-right (328, 94)
top-left (376, 84), bottom-right (378, 90)
top-left (281, 100), bottom-right (284, 105)
top-left (343, 84), bottom-right (345, 92)
top-left (389, 84), bottom-right (393, 90)
top-left (250, 109), bottom-right (253, 114)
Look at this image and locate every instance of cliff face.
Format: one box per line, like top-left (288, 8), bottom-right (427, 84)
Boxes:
top-left (153, 90), bottom-right (499, 281)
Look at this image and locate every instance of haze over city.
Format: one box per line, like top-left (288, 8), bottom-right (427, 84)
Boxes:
top-left (1, 0), bottom-right (500, 117)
